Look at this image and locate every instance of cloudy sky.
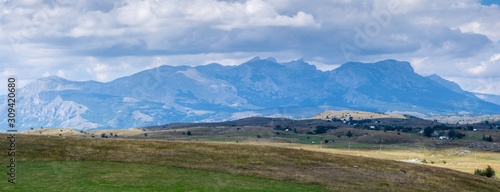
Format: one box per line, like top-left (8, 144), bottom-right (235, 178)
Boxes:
top-left (1, 0), bottom-right (500, 95)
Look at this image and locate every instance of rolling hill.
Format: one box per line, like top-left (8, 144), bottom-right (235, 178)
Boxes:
top-left (3, 133), bottom-right (500, 191)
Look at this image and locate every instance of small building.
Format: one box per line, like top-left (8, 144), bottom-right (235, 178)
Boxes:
top-left (439, 136), bottom-right (449, 140)
top-left (370, 126), bottom-right (376, 129)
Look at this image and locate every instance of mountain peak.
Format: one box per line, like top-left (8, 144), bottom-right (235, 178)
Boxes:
top-left (43, 75), bottom-right (67, 81)
top-left (426, 74), bottom-right (464, 94)
top-left (374, 59), bottom-right (414, 72)
top-left (338, 60), bottom-right (414, 73)
top-left (282, 59), bottom-right (317, 71)
top-left (246, 56), bottom-right (262, 63)
top-left (265, 57), bottom-right (277, 63)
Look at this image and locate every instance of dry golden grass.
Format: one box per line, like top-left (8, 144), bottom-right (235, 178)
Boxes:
top-left (2, 133), bottom-right (499, 191)
top-left (19, 128), bottom-right (85, 136)
top-left (268, 142), bottom-right (500, 175)
top-left (309, 110), bottom-right (406, 120)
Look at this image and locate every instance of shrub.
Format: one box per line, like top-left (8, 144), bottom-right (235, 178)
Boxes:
top-left (187, 131), bottom-right (192, 136)
top-left (347, 131), bottom-right (353, 138)
top-left (257, 135), bottom-right (262, 138)
top-left (314, 126), bottom-right (337, 134)
top-left (448, 129), bottom-right (456, 138)
top-left (421, 159), bottom-right (427, 164)
top-left (423, 127), bottom-right (433, 137)
top-left (442, 160), bottom-right (446, 164)
top-left (485, 165), bottom-right (496, 177)
top-left (483, 135), bottom-right (493, 142)
top-left (399, 169), bottom-right (407, 174)
top-left (467, 126), bottom-right (474, 131)
top-left (475, 165), bottom-right (496, 178)
top-left (455, 132), bottom-right (466, 139)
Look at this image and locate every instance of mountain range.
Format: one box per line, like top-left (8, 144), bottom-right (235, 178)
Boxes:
top-left (2, 57), bottom-right (500, 131)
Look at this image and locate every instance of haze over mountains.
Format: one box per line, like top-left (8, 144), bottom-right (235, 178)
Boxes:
top-left (2, 57), bottom-right (499, 131)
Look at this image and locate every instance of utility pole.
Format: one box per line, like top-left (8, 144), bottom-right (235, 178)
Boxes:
top-left (348, 141), bottom-right (351, 152)
top-left (379, 137), bottom-right (382, 153)
top-left (423, 146), bottom-right (425, 159)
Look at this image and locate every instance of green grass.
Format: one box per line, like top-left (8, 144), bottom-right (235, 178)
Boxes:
top-left (1, 161), bottom-right (324, 192)
top-left (3, 134), bottom-right (500, 191)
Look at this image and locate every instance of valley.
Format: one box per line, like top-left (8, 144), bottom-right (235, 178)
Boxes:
top-left (11, 110), bottom-right (499, 191)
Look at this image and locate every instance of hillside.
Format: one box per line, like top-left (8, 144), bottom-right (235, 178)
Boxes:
top-left (427, 114), bottom-right (500, 124)
top-left (2, 134), bottom-right (499, 191)
top-left (308, 110), bottom-right (406, 120)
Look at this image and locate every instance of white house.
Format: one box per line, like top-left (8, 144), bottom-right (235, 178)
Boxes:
top-left (439, 136), bottom-right (449, 140)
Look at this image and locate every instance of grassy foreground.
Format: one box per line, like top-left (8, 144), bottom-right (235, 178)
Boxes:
top-left (1, 161), bottom-right (323, 191)
top-left (1, 134), bottom-right (499, 191)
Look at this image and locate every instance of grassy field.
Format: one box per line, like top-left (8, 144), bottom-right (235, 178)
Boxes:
top-left (2, 133), bottom-right (500, 191)
top-left (308, 110), bottom-right (405, 120)
top-left (1, 161), bottom-right (324, 191)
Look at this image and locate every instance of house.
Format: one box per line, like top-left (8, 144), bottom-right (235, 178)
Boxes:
top-left (439, 136), bottom-right (449, 140)
top-left (370, 126), bottom-right (376, 129)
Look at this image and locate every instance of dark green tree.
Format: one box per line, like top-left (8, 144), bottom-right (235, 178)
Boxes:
top-left (347, 131), bottom-right (353, 138)
top-left (448, 129), bottom-right (456, 138)
top-left (484, 165), bottom-right (496, 177)
top-left (475, 165), bottom-right (496, 178)
top-left (423, 127), bottom-right (434, 137)
top-left (187, 131), bottom-right (192, 136)
top-left (467, 126), bottom-right (474, 131)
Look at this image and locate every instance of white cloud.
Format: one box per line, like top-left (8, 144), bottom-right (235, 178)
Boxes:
top-left (0, 0), bottom-right (499, 95)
